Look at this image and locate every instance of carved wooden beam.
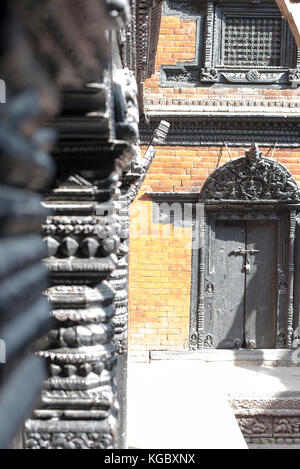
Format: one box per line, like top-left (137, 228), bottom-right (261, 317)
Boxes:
top-left (276, 0), bottom-right (300, 49)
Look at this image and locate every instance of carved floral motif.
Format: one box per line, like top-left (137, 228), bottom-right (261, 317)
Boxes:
top-left (237, 416), bottom-right (300, 440)
top-left (221, 71), bottom-right (284, 84)
top-left (25, 432), bottom-right (113, 449)
top-left (289, 69), bottom-right (300, 85)
top-left (201, 68), bottom-right (219, 83)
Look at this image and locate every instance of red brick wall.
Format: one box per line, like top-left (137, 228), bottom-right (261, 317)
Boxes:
top-left (144, 16), bottom-right (197, 93)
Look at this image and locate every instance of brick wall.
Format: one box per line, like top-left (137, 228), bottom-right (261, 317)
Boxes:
top-left (144, 16), bottom-right (197, 93)
top-left (129, 6), bottom-right (300, 352)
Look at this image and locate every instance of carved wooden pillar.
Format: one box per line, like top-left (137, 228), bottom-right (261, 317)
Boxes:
top-left (19, 0), bottom-right (136, 450)
top-left (0, 0), bottom-right (164, 448)
top-left (110, 190), bottom-right (131, 449)
top-left (24, 71), bottom-right (140, 452)
top-left (294, 215), bottom-right (300, 346)
top-left (110, 67), bottom-right (143, 449)
top-left (288, 210), bottom-right (297, 348)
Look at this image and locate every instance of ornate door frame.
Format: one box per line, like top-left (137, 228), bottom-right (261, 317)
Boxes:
top-left (189, 144), bottom-right (300, 350)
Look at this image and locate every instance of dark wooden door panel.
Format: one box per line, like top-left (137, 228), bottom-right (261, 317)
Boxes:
top-left (211, 218), bottom-right (279, 350)
top-left (245, 221), bottom-right (278, 349)
top-left (214, 221), bottom-right (245, 349)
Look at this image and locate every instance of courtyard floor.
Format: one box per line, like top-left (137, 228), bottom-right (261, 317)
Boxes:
top-left (127, 350), bottom-right (300, 449)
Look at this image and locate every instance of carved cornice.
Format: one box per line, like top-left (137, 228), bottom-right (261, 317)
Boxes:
top-left (146, 191), bottom-right (199, 203)
top-left (140, 116), bottom-right (300, 147)
top-left (146, 192), bottom-right (300, 210)
top-left (145, 97), bottom-right (300, 113)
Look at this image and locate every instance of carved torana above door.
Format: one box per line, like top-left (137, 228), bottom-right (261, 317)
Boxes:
top-left (201, 143), bottom-right (300, 201)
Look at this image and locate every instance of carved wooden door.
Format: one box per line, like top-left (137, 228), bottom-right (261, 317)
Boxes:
top-left (212, 220), bottom-right (278, 349)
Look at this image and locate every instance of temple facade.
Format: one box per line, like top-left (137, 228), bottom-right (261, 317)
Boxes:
top-left (129, 0), bottom-right (300, 447)
top-left (130, 0), bottom-right (300, 352)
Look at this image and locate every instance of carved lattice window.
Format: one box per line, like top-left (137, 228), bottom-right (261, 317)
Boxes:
top-left (207, 2), bottom-right (299, 85)
top-left (160, 0), bottom-right (300, 87)
top-left (222, 17), bottom-right (282, 67)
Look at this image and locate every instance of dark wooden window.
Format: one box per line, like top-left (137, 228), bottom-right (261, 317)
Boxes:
top-left (222, 16), bottom-right (282, 67)
top-left (207, 1), bottom-right (298, 85)
top-left (161, 0), bottom-right (300, 87)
